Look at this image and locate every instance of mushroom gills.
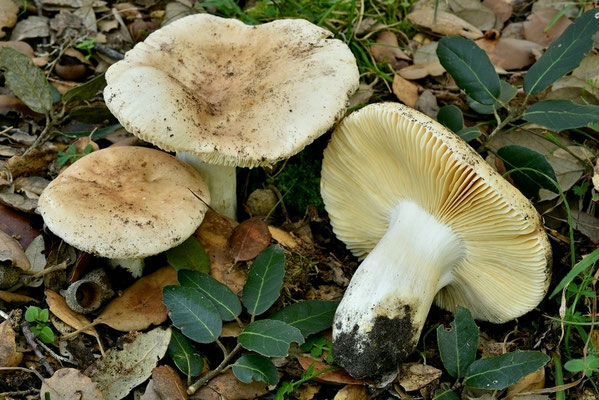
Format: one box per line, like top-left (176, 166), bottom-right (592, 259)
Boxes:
top-left (332, 200), bottom-right (465, 383)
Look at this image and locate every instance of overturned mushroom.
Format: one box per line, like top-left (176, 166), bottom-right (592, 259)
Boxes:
top-left (104, 14), bottom-right (359, 219)
top-left (38, 147), bottom-right (210, 273)
top-left (321, 103), bottom-right (551, 383)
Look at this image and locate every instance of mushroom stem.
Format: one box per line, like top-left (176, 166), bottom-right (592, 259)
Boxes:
top-left (332, 201), bottom-right (465, 383)
top-left (177, 152), bottom-right (236, 220)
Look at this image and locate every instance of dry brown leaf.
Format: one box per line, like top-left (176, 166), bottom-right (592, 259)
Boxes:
top-left (398, 61), bottom-right (445, 80)
top-left (151, 365), bottom-right (187, 400)
top-left (0, 229), bottom-right (30, 271)
top-left (296, 383), bottom-right (321, 400)
top-left (0, 204), bottom-right (40, 248)
top-left (333, 385), bottom-right (368, 400)
top-left (593, 160), bottom-right (599, 192)
top-left (40, 368), bottom-right (105, 400)
top-left (191, 369), bottom-right (268, 400)
top-left (269, 226), bottom-right (301, 250)
top-left (506, 367), bottom-right (545, 399)
top-left (475, 38), bottom-right (542, 70)
top-left (369, 31), bottom-right (410, 70)
top-left (392, 74), bottom-right (419, 107)
top-left (0, 320), bottom-right (22, 367)
top-left (407, 9), bottom-right (483, 39)
top-left (398, 363), bottom-right (442, 391)
top-left (571, 210), bottom-right (599, 244)
top-left (297, 356), bottom-right (367, 385)
top-left (0, 0), bottom-right (18, 38)
top-left (482, 0), bottom-right (512, 24)
top-left (591, 330), bottom-right (599, 351)
top-left (95, 266), bottom-right (177, 331)
top-left (220, 321), bottom-right (243, 338)
top-left (348, 83), bottom-right (374, 108)
top-left (522, 8), bottom-right (571, 47)
top-left (195, 210), bottom-right (246, 294)
top-left (4, 143), bottom-right (62, 180)
top-left (0, 289), bottom-right (38, 303)
top-left (140, 380), bottom-right (161, 400)
top-left (230, 217), bottom-right (271, 263)
top-left (45, 290), bottom-right (100, 339)
top-left (10, 15), bottom-right (49, 41)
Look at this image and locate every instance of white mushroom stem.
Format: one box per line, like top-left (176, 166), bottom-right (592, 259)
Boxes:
top-left (332, 201), bottom-right (465, 382)
top-left (177, 152), bottom-right (237, 220)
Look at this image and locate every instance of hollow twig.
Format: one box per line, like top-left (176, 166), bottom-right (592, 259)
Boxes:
top-left (21, 321), bottom-right (54, 376)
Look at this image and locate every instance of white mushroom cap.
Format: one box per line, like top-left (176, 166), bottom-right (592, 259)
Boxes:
top-left (321, 102), bottom-right (551, 380)
top-left (104, 14), bottom-right (360, 168)
top-left (38, 147), bottom-right (210, 258)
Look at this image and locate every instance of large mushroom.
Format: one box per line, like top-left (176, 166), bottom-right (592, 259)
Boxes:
top-left (38, 146), bottom-right (210, 275)
top-left (321, 103), bottom-right (551, 383)
top-left (104, 14), bottom-right (360, 219)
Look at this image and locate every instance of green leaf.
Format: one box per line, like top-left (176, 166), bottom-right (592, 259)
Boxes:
top-left (162, 286), bottom-right (222, 343)
top-left (468, 81), bottom-right (517, 114)
top-left (167, 236), bottom-right (210, 273)
top-left (464, 350), bottom-right (550, 390)
top-left (232, 354), bottom-right (279, 385)
top-left (242, 245), bottom-right (285, 316)
top-left (178, 270), bottom-right (241, 321)
top-left (524, 100), bottom-right (599, 131)
top-left (436, 36), bottom-right (500, 105)
top-left (437, 306), bottom-right (479, 378)
top-left (437, 105), bottom-right (464, 132)
top-left (457, 127), bottom-right (481, 142)
top-left (62, 73), bottom-right (106, 104)
top-left (60, 123), bottom-right (123, 140)
top-left (0, 47), bottom-right (53, 114)
top-left (238, 319), bottom-right (304, 357)
top-left (38, 308), bottom-right (49, 323)
top-left (497, 145), bottom-right (558, 200)
top-left (434, 389), bottom-right (460, 400)
top-left (167, 329), bottom-right (204, 377)
top-left (25, 306), bottom-right (40, 322)
top-left (269, 300), bottom-right (339, 337)
top-left (551, 246), bottom-right (599, 297)
top-left (38, 326), bottom-right (55, 343)
top-left (524, 8), bottom-right (599, 95)
top-left (564, 355), bottom-right (599, 376)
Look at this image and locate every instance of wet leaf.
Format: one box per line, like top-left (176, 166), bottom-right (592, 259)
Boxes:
top-left (151, 365), bottom-right (187, 400)
top-left (242, 244), bottom-right (285, 316)
top-left (232, 354), bottom-right (279, 385)
top-left (269, 300), bottom-right (339, 337)
top-left (0, 320), bottom-right (22, 367)
top-left (0, 46), bottom-right (53, 113)
top-left (437, 306), bottom-right (479, 378)
top-left (238, 319), bottom-right (304, 357)
top-left (0, 229), bottom-right (30, 271)
top-left (95, 266), bottom-right (178, 331)
top-left (168, 328), bottom-right (204, 377)
top-left (230, 217), bottom-right (272, 263)
top-left (167, 236), bottom-right (210, 272)
top-left (497, 145), bottom-right (558, 199)
top-left (464, 350), bottom-right (550, 390)
top-left (41, 368), bottom-right (105, 400)
top-left (524, 8), bottom-right (599, 95)
top-left (163, 285), bottom-right (222, 343)
top-left (437, 36), bottom-right (500, 105)
top-left (524, 100), bottom-right (599, 131)
top-left (178, 269), bottom-right (241, 321)
top-left (85, 327), bottom-right (171, 400)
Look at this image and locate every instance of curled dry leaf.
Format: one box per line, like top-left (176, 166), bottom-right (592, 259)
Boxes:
top-left (85, 327), bottom-right (171, 400)
top-left (506, 366), bottom-right (545, 398)
top-left (398, 61), bottom-right (445, 80)
top-left (475, 38), bottom-right (542, 70)
top-left (407, 9), bottom-right (483, 40)
top-left (94, 266), bottom-right (178, 331)
top-left (230, 217), bottom-right (272, 263)
top-left (297, 356), bottom-right (367, 385)
top-left (333, 385), bottom-right (368, 400)
top-left (151, 365), bottom-right (187, 400)
top-left (191, 369), bottom-right (268, 400)
top-left (0, 320), bottom-right (22, 367)
top-left (269, 226), bottom-right (301, 250)
top-left (0, 229), bottom-right (30, 271)
top-left (369, 31), bottom-right (410, 70)
top-left (40, 368), bottom-right (105, 400)
top-left (522, 8), bottom-right (571, 47)
top-left (45, 289), bottom-right (101, 339)
top-left (0, 290), bottom-right (38, 303)
top-left (398, 363), bottom-right (442, 391)
top-left (392, 74), bottom-right (419, 107)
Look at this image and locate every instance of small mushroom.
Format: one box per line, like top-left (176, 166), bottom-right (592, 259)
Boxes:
top-left (104, 14), bottom-right (359, 219)
top-left (321, 103), bottom-right (551, 383)
top-left (37, 146), bottom-right (210, 274)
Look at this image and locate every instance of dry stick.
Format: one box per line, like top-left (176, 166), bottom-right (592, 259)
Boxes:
top-left (21, 321), bottom-right (54, 376)
top-left (23, 113), bottom-right (55, 157)
top-left (59, 320), bottom-right (101, 341)
top-left (94, 43), bottom-right (124, 60)
top-left (187, 343), bottom-right (243, 395)
top-left (0, 367), bottom-right (45, 381)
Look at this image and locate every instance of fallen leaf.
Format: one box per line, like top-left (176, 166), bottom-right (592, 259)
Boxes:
top-left (230, 217), bottom-right (272, 263)
top-left (73, 0), bottom-right (97, 31)
top-left (407, 9), bottom-right (483, 40)
top-left (571, 210), bottom-right (599, 244)
top-left (191, 369), bottom-right (268, 400)
top-left (475, 38), bottom-right (542, 70)
top-left (413, 42), bottom-right (439, 65)
top-left (9, 15), bottom-right (50, 41)
top-left (398, 363), bottom-right (442, 391)
top-left (269, 226), bottom-right (301, 250)
top-left (24, 234), bottom-right (46, 287)
top-left (522, 8), bottom-right (571, 47)
top-left (0, 320), bottom-right (22, 367)
top-left (0, 94), bottom-right (43, 117)
top-left (297, 383), bottom-right (321, 400)
top-left (14, 176), bottom-right (50, 197)
top-left (593, 160), bottom-right (599, 191)
top-left (532, 0), bottom-right (579, 18)
top-left (4, 143), bottom-right (61, 179)
top-left (220, 321), bottom-right (243, 338)
top-left (85, 327), bottom-right (171, 400)
top-left (333, 385), bottom-right (368, 400)
top-left (151, 365), bottom-right (187, 400)
top-left (140, 380), bottom-right (161, 400)
top-left (482, 0), bottom-right (512, 24)
top-left (0, 185), bottom-right (38, 213)
top-left (0, 204), bottom-right (41, 250)
top-left (0, 0), bottom-right (18, 38)
top-left (369, 31), bottom-right (410, 70)
top-left (164, 1), bottom-right (193, 24)
top-left (45, 289), bottom-right (101, 339)
top-left (455, 6), bottom-right (496, 32)
top-left (0, 290), bottom-right (38, 303)
top-left (0, 229), bottom-right (30, 271)
top-left (398, 61), bottom-right (445, 79)
top-left (506, 366), bottom-right (545, 399)
top-left (297, 356), bottom-right (366, 385)
top-left (40, 368), bottom-right (105, 400)
top-left (415, 90), bottom-right (439, 118)
top-left (392, 74), bottom-right (419, 107)
top-left (347, 83), bottom-right (374, 108)
top-left (95, 266), bottom-right (178, 331)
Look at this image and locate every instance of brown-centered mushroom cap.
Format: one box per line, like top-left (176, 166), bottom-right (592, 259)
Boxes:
top-left (104, 14), bottom-right (360, 168)
top-left (38, 146), bottom-right (210, 258)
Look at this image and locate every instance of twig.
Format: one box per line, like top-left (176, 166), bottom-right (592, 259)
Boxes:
top-left (0, 309), bottom-right (9, 320)
top-left (95, 43), bottom-right (125, 60)
top-left (0, 367), bottom-right (45, 382)
top-left (187, 343), bottom-right (243, 395)
top-left (0, 389), bottom-right (39, 397)
top-left (23, 114), bottom-right (57, 157)
top-left (21, 321), bottom-right (54, 376)
top-left (9, 262), bottom-right (68, 292)
top-left (37, 340), bottom-right (75, 365)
